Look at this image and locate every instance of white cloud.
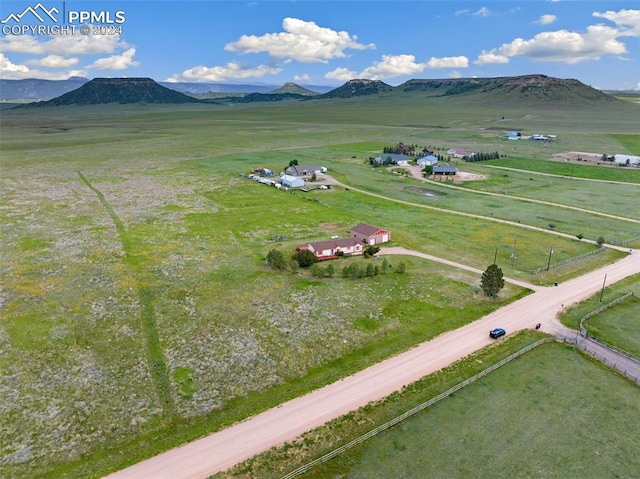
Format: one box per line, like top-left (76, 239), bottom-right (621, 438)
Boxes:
top-left (593, 9), bottom-right (640, 36)
top-left (359, 54), bottom-right (427, 79)
top-left (475, 8), bottom-right (639, 65)
top-left (538, 14), bottom-right (557, 25)
top-left (0, 53), bottom-right (86, 79)
top-left (449, 70), bottom-right (463, 79)
top-left (475, 51), bottom-right (510, 65)
top-left (325, 67), bottom-right (358, 82)
top-left (0, 53), bottom-right (30, 74)
top-left (225, 17), bottom-right (375, 63)
top-left (426, 56), bottom-right (469, 68)
top-left (26, 54), bottom-right (79, 68)
top-left (474, 7), bottom-right (492, 17)
top-left (293, 73), bottom-right (311, 82)
top-left (167, 62), bottom-right (282, 82)
top-left (475, 23), bottom-right (628, 64)
top-left (634, 82), bottom-right (640, 91)
top-left (325, 54), bottom-right (469, 82)
top-left (87, 48), bottom-right (139, 70)
top-left (455, 9), bottom-right (470, 16)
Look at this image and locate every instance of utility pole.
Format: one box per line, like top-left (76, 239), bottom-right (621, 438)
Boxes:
top-left (599, 273), bottom-right (607, 302)
top-left (546, 247), bottom-right (554, 271)
top-left (494, 247), bottom-right (498, 265)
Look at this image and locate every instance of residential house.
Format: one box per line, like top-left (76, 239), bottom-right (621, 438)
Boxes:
top-left (505, 131), bottom-right (520, 140)
top-left (417, 155), bottom-right (438, 168)
top-left (297, 237), bottom-right (364, 261)
top-left (351, 223), bottom-right (391, 245)
top-left (285, 164), bottom-right (326, 176)
top-left (280, 174), bottom-right (304, 188)
top-left (432, 165), bottom-right (457, 175)
top-left (373, 153), bottom-right (409, 165)
top-left (447, 148), bottom-right (475, 159)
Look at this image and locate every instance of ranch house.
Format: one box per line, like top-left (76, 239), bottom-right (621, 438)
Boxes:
top-left (297, 237), bottom-right (364, 261)
top-left (285, 164), bottom-right (326, 176)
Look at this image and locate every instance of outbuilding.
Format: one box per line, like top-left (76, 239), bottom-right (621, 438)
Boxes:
top-left (280, 174), bottom-right (304, 188)
top-left (432, 165), bottom-right (457, 175)
top-left (351, 223), bottom-right (391, 245)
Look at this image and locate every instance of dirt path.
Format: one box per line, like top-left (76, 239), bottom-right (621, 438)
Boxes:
top-left (104, 249), bottom-right (640, 479)
top-left (391, 164), bottom-right (639, 224)
top-left (380, 246), bottom-right (541, 291)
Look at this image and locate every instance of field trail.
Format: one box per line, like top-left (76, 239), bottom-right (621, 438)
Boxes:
top-left (380, 246), bottom-right (541, 291)
top-left (104, 249), bottom-right (640, 479)
top-left (392, 164), bottom-right (640, 224)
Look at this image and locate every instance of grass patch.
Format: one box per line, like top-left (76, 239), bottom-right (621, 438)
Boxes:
top-left (560, 273), bottom-right (640, 357)
top-left (1, 97), bottom-right (638, 478)
top-left (222, 338), bottom-right (640, 478)
top-left (483, 157), bottom-right (640, 184)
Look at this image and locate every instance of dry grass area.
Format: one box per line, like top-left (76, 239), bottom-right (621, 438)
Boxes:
top-left (550, 151), bottom-right (611, 166)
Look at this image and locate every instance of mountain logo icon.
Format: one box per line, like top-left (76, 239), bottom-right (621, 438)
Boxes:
top-left (1, 3), bottom-right (59, 24)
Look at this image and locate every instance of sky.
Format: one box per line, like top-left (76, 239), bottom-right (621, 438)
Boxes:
top-left (1, 0), bottom-right (639, 90)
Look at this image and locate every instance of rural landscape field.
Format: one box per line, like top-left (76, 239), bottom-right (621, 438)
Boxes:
top-left (1, 76), bottom-right (639, 479)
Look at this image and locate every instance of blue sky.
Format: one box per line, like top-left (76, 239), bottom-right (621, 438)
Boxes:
top-left (1, 1), bottom-right (639, 90)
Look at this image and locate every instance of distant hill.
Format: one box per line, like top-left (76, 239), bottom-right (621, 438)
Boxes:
top-left (0, 78), bottom-right (333, 101)
top-left (312, 75), bottom-right (620, 105)
top-left (233, 92), bottom-right (308, 103)
top-left (397, 75), bottom-right (617, 104)
top-left (24, 78), bottom-right (201, 106)
top-left (319, 79), bottom-right (393, 98)
top-left (268, 82), bottom-right (318, 96)
top-left (0, 77), bottom-right (89, 100)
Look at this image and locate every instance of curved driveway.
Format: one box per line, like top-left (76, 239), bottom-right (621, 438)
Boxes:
top-left (104, 249), bottom-right (640, 479)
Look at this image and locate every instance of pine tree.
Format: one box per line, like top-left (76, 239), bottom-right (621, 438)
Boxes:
top-left (480, 263), bottom-right (505, 297)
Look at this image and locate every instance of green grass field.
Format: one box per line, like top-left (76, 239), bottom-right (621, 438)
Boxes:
top-left (218, 338), bottom-right (640, 479)
top-left (560, 273), bottom-right (640, 358)
top-left (1, 96), bottom-right (638, 477)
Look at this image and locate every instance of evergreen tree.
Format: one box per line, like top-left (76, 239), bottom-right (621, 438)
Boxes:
top-left (480, 263), bottom-right (505, 297)
top-left (266, 249), bottom-right (287, 270)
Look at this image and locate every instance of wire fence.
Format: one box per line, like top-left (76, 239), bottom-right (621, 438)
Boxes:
top-left (531, 247), bottom-right (604, 274)
top-left (559, 336), bottom-right (640, 385)
top-left (280, 337), bottom-right (554, 479)
top-left (579, 292), bottom-right (635, 337)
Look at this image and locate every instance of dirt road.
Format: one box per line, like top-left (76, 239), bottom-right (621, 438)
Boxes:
top-left (104, 249), bottom-right (639, 479)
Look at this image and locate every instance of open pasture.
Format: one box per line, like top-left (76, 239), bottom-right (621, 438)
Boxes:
top-left (559, 273), bottom-right (640, 358)
top-left (452, 162), bottom-right (640, 220)
top-left (1, 96), bottom-right (638, 477)
top-left (288, 342), bottom-right (640, 479)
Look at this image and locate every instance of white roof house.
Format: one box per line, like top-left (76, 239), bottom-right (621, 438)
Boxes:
top-left (417, 155), bottom-right (438, 167)
top-left (280, 174), bottom-right (304, 188)
top-left (614, 154), bottom-right (640, 166)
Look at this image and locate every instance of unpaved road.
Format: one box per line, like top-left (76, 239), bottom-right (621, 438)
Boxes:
top-left (105, 249), bottom-right (639, 479)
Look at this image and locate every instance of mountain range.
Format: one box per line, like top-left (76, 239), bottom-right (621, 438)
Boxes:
top-left (0, 77), bottom-right (332, 101)
top-left (4, 74), bottom-right (631, 108)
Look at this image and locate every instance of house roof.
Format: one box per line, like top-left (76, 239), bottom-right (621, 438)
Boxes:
top-left (280, 174), bottom-right (301, 182)
top-left (351, 223), bottom-right (385, 237)
top-left (418, 155), bottom-right (438, 162)
top-left (433, 165), bottom-right (457, 173)
top-left (374, 153), bottom-right (408, 162)
top-left (286, 164), bottom-right (322, 175)
top-left (304, 237), bottom-right (362, 251)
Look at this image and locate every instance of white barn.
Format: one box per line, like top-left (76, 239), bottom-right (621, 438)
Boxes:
top-left (280, 175), bottom-right (304, 188)
top-left (614, 154), bottom-right (640, 166)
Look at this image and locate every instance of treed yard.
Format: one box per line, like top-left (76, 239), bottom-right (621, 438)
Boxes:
top-left (0, 103), bottom-right (638, 477)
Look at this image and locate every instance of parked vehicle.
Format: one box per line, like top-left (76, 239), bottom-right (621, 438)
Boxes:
top-left (489, 328), bottom-right (506, 339)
